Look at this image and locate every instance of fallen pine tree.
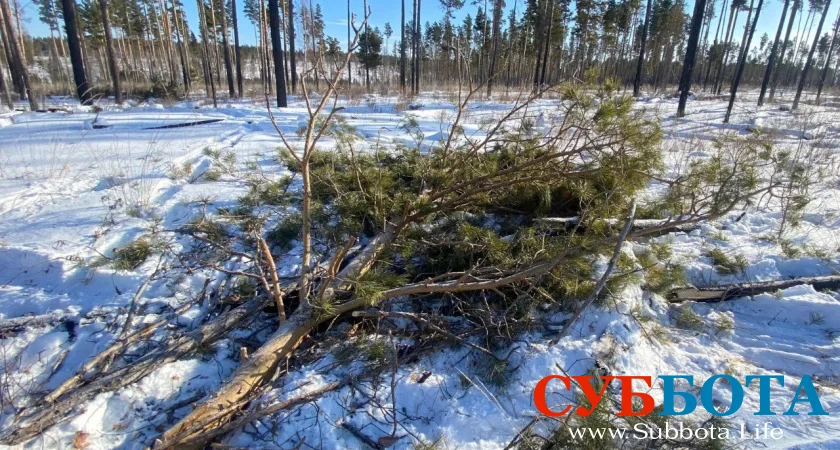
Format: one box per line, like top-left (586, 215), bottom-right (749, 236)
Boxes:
top-left (669, 275), bottom-right (840, 302)
top-left (149, 61), bottom-right (790, 450)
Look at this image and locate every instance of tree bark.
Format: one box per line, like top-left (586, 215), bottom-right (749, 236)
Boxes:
top-left (217, 0), bottom-right (235, 97)
top-left (348, 0), bottom-right (352, 86)
top-left (61, 0), bottom-right (91, 105)
top-left (400, 0), bottom-right (406, 91)
top-left (414, 0), bottom-right (422, 94)
top-left (677, 0), bottom-right (709, 117)
top-left (633, 0), bottom-right (653, 96)
top-left (268, 0), bottom-right (287, 107)
top-left (231, 0), bottom-right (243, 97)
top-left (289, 0), bottom-right (297, 93)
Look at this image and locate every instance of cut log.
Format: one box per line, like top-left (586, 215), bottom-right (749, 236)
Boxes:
top-left (669, 275), bottom-right (840, 303)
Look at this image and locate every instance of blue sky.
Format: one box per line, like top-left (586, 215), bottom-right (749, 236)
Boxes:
top-left (18, 0), bottom-right (840, 54)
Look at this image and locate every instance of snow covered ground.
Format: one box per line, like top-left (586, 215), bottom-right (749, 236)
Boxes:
top-left (0, 92), bottom-right (838, 449)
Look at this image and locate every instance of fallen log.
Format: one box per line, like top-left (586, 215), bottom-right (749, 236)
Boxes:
top-left (669, 275), bottom-right (840, 303)
top-left (536, 216), bottom-right (699, 236)
top-left (145, 118), bottom-right (224, 130)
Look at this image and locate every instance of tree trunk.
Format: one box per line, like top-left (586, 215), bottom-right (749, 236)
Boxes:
top-left (531, 0), bottom-right (545, 90)
top-left (268, 0), bottom-right (287, 107)
top-left (0, 0), bottom-right (35, 110)
top-left (815, 11), bottom-right (840, 104)
top-left (197, 0), bottom-right (217, 107)
top-left (793, 0), bottom-right (832, 109)
top-left (261, 3), bottom-right (272, 95)
top-left (0, 44), bottom-right (11, 108)
top-left (310, 0), bottom-right (319, 91)
top-left (704, 0), bottom-right (729, 90)
top-left (0, 4), bottom-right (22, 101)
top-left (696, 1), bottom-right (715, 84)
top-left (216, 0), bottom-right (235, 97)
top-left (231, 0), bottom-right (243, 97)
top-left (758, 0), bottom-right (791, 105)
top-left (414, 0), bottom-right (421, 94)
top-left (0, 9), bottom-right (22, 100)
top-left (769, 0), bottom-right (799, 101)
top-left (734, 0), bottom-right (755, 80)
top-left (61, 0), bottom-right (91, 105)
top-left (671, 276), bottom-right (840, 302)
top-left (364, 0), bottom-right (370, 91)
top-left (633, 0), bottom-right (653, 96)
top-left (158, 0), bottom-right (176, 85)
top-left (400, 0), bottom-right (406, 91)
top-left (714, 5), bottom-right (738, 95)
top-left (347, 0), bottom-right (351, 86)
top-left (538, 0), bottom-right (555, 87)
top-left (288, 0), bottom-right (297, 93)
top-left (97, 0), bottom-right (122, 104)
top-left (724, 0), bottom-right (764, 122)
top-left (170, 0), bottom-right (190, 94)
top-left (486, 0), bottom-right (503, 95)
top-left (677, 0), bottom-right (710, 117)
